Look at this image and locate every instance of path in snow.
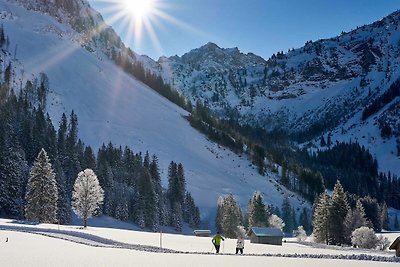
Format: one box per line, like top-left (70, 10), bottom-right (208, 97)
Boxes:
top-left (1, 225), bottom-right (400, 263)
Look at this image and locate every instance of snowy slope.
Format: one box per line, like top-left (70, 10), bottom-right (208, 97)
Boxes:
top-left (0, 0), bottom-right (308, 221)
top-left (0, 218), bottom-right (399, 267)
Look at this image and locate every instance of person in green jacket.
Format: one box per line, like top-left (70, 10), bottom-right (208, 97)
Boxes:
top-left (212, 232), bottom-right (225, 253)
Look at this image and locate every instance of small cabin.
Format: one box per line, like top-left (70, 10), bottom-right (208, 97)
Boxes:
top-left (389, 237), bottom-right (400, 256)
top-left (248, 227), bottom-right (284, 246)
top-left (193, 230), bottom-right (211, 237)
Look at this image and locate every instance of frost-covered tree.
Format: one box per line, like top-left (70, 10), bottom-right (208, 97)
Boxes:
top-left (220, 194), bottom-right (242, 238)
top-left (236, 225), bottom-right (246, 238)
top-left (328, 180), bottom-right (349, 245)
top-left (25, 149), bottom-right (58, 223)
top-left (351, 226), bottom-right (377, 249)
top-left (72, 169), bottom-right (104, 228)
top-left (0, 125), bottom-right (28, 218)
top-left (312, 192), bottom-right (331, 244)
top-left (293, 226), bottom-right (307, 242)
top-left (268, 214), bottom-right (285, 230)
top-left (380, 202), bottom-right (389, 230)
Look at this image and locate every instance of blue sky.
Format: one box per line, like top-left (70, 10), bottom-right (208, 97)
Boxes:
top-left (88, 0), bottom-right (400, 60)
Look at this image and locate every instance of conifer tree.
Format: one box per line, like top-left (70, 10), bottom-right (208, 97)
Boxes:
top-left (380, 202), bottom-right (389, 230)
top-left (282, 195), bottom-right (293, 233)
top-left (25, 149), bottom-right (58, 223)
top-left (247, 192), bottom-right (268, 228)
top-left (220, 194), bottom-right (242, 238)
top-left (328, 180), bottom-right (349, 245)
top-left (299, 207), bottom-right (311, 232)
top-left (312, 192), bottom-right (331, 244)
top-left (0, 125), bottom-right (28, 218)
top-left (344, 199), bottom-right (368, 243)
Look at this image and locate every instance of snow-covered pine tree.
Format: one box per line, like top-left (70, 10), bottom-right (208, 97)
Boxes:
top-left (72, 168), bottom-right (104, 228)
top-left (247, 192), bottom-right (268, 228)
top-left (312, 192), bottom-right (331, 244)
top-left (25, 149), bottom-right (58, 223)
top-left (220, 194), bottom-right (242, 238)
top-left (0, 125), bottom-right (28, 218)
top-left (344, 199), bottom-right (368, 243)
top-left (215, 196), bottom-right (224, 232)
top-left (328, 180), bottom-right (349, 245)
top-left (380, 202), bottom-right (389, 230)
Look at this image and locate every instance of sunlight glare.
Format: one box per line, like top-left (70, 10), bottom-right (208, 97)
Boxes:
top-left (121, 0), bottom-right (153, 20)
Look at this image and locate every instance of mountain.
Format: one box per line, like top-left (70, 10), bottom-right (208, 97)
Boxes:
top-left (0, 0), bottom-right (308, 222)
top-left (154, 12), bottom-right (400, 175)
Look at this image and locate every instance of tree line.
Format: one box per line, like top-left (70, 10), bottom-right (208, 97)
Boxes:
top-left (362, 78), bottom-right (400, 121)
top-left (313, 180), bottom-right (389, 246)
top-left (215, 192), bottom-right (311, 238)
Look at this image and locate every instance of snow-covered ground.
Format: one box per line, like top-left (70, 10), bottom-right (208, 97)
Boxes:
top-left (0, 218), bottom-right (399, 266)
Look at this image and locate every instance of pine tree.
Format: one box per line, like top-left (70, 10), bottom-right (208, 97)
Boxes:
top-left (137, 169), bottom-right (157, 230)
top-left (215, 196), bottom-right (224, 232)
top-left (312, 192), bottom-right (331, 244)
top-left (360, 196), bottom-right (382, 232)
top-left (328, 180), bottom-right (349, 245)
top-left (380, 202), bottom-right (389, 230)
top-left (81, 146), bottom-right (96, 171)
top-left (220, 194), bottom-right (242, 238)
top-left (247, 192), bottom-right (268, 228)
top-left (344, 199), bottom-right (368, 244)
top-left (25, 149), bottom-right (58, 223)
top-left (0, 125), bottom-right (28, 218)
top-left (299, 208), bottom-right (310, 232)
top-left (320, 135), bottom-right (326, 147)
top-left (282, 195), bottom-right (293, 233)
top-left (72, 169), bottom-right (104, 228)
top-left (0, 24), bottom-right (5, 47)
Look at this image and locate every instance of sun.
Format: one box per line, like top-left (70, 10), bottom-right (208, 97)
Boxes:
top-left (121, 0), bottom-right (153, 21)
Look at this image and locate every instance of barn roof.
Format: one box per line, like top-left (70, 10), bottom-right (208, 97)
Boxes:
top-left (389, 237), bottom-right (400, 250)
top-left (193, 230), bottom-right (211, 234)
top-left (250, 227), bottom-right (284, 237)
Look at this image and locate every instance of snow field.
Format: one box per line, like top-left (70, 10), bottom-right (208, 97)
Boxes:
top-left (1, 218), bottom-right (400, 266)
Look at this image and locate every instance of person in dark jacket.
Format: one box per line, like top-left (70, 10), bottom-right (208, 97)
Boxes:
top-left (212, 232), bottom-right (225, 253)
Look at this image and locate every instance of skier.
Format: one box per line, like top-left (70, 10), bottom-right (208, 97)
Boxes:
top-left (212, 231), bottom-right (225, 254)
top-left (236, 237), bottom-right (244, 254)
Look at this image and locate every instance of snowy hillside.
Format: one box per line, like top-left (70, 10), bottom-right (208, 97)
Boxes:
top-left (1, 218), bottom-right (399, 267)
top-left (0, 0), bottom-right (309, 221)
top-left (153, 13), bottom-right (400, 175)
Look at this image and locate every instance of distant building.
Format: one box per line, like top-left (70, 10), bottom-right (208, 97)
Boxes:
top-left (248, 227), bottom-right (284, 246)
top-left (193, 230), bottom-right (211, 237)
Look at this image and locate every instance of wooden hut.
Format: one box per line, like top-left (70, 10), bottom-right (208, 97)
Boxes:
top-left (193, 230), bottom-right (211, 237)
top-left (389, 237), bottom-right (400, 256)
top-left (248, 227), bottom-right (284, 246)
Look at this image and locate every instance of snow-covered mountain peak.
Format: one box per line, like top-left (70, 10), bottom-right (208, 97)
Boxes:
top-left (176, 41), bottom-right (266, 70)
